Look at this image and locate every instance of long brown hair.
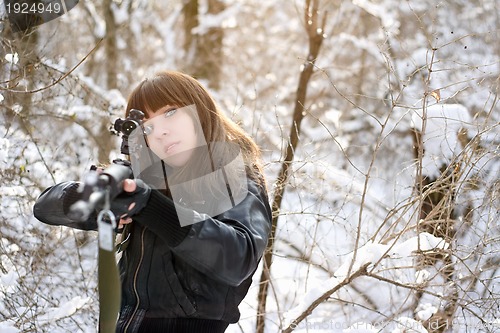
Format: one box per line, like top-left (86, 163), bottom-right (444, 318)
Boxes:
top-left (125, 70), bottom-right (266, 190)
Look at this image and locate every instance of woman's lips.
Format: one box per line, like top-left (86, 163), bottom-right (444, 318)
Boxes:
top-left (164, 142), bottom-right (180, 154)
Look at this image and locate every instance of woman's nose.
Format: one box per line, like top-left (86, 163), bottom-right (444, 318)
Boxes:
top-left (155, 128), bottom-right (169, 138)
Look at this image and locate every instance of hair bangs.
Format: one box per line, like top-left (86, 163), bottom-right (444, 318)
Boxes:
top-left (126, 77), bottom-right (185, 119)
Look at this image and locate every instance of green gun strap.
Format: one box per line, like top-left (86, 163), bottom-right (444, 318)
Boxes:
top-left (98, 245), bottom-right (121, 333)
top-left (97, 207), bottom-right (121, 333)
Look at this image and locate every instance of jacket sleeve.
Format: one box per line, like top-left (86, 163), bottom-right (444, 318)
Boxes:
top-left (133, 180), bottom-right (272, 286)
top-left (33, 181), bottom-right (98, 230)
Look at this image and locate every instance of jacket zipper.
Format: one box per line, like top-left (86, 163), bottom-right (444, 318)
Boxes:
top-left (123, 227), bottom-right (146, 333)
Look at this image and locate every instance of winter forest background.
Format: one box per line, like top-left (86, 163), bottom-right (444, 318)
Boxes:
top-left (0, 0), bottom-right (499, 332)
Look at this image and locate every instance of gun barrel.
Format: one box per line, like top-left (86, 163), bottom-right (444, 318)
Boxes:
top-left (68, 164), bottom-right (133, 221)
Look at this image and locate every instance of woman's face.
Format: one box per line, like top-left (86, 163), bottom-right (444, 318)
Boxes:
top-left (143, 105), bottom-right (199, 167)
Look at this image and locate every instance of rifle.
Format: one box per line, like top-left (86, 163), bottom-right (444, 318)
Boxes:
top-left (68, 109), bottom-right (146, 333)
top-left (68, 108), bottom-right (146, 222)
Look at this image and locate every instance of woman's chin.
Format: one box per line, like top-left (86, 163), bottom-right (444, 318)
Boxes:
top-left (162, 150), bottom-right (193, 168)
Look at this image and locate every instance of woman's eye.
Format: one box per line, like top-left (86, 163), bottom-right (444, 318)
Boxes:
top-left (164, 108), bottom-right (177, 118)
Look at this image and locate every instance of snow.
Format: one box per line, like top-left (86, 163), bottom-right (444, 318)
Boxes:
top-left (416, 303), bottom-right (438, 321)
top-left (344, 322), bottom-right (380, 332)
top-left (352, 0), bottom-right (400, 34)
top-left (391, 232), bottom-right (449, 258)
top-left (338, 33), bottom-right (385, 62)
top-left (283, 233), bottom-right (448, 325)
top-left (192, 4), bottom-right (240, 35)
top-left (0, 322), bottom-right (19, 333)
top-left (40, 57), bottom-right (68, 73)
top-left (36, 297), bottom-right (90, 324)
top-left (111, 1), bottom-right (129, 25)
top-left (0, 137), bottom-right (9, 165)
top-left (85, 2), bottom-right (106, 38)
top-left (411, 104), bottom-right (472, 178)
top-left (4, 53), bottom-right (19, 65)
top-left (0, 186), bottom-right (27, 197)
top-left (1, 0), bottom-right (498, 332)
top-left (415, 269), bottom-right (430, 284)
top-left (342, 317), bottom-right (430, 332)
top-left (391, 317), bottom-right (429, 333)
top-left (0, 270), bottom-right (18, 294)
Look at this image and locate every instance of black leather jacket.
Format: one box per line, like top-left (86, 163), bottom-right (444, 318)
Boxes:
top-left (33, 178), bottom-right (272, 332)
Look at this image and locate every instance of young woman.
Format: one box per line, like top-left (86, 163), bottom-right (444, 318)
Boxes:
top-left (33, 71), bottom-right (272, 333)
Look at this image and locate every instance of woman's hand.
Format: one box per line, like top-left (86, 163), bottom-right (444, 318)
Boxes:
top-left (109, 179), bottom-right (151, 229)
top-left (118, 179), bottom-right (137, 227)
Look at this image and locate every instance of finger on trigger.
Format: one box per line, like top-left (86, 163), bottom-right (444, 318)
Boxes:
top-left (124, 179), bottom-right (137, 192)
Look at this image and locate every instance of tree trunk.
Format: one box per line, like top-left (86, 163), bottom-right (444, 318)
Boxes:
top-left (103, 0), bottom-right (118, 90)
top-left (256, 1), bottom-right (327, 332)
top-left (182, 0), bottom-right (225, 89)
top-left (182, 0), bottom-right (199, 54)
top-left (2, 25), bottom-right (38, 131)
top-left (412, 127), bottom-right (461, 333)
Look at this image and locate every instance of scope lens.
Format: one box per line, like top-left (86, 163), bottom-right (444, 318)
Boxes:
top-left (122, 120), bottom-right (138, 135)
